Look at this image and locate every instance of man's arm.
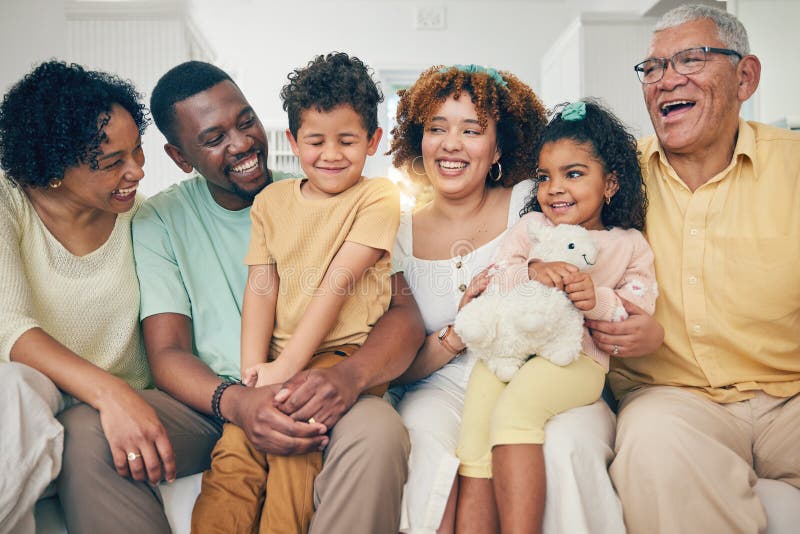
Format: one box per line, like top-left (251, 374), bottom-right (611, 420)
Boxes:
top-left (142, 312), bottom-right (328, 455)
top-left (274, 273), bottom-right (424, 427)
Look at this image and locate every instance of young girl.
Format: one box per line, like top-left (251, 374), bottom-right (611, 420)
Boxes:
top-left (455, 99), bottom-right (657, 532)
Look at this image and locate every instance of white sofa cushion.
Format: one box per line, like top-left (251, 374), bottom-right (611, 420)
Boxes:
top-left (755, 479), bottom-right (800, 534)
top-left (34, 474), bottom-right (799, 533)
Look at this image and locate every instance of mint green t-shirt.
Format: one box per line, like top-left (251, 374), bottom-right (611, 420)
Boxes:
top-left (132, 175), bottom-right (286, 378)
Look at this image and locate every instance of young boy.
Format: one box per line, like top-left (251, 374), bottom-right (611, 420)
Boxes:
top-left (191, 53), bottom-right (400, 534)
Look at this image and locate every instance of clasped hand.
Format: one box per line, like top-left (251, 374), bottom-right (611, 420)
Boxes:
top-left (529, 260), bottom-right (596, 310)
top-left (234, 364), bottom-right (359, 455)
top-left (243, 359), bottom-right (296, 388)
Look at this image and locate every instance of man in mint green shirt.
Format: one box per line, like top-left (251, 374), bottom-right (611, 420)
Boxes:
top-left (134, 175), bottom-right (251, 379)
top-left (133, 172), bottom-right (302, 380)
top-left (130, 61), bottom-right (423, 532)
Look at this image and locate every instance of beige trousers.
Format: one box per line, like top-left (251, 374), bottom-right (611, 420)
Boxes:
top-left (0, 363), bottom-right (66, 534)
top-left (611, 385), bottom-right (800, 534)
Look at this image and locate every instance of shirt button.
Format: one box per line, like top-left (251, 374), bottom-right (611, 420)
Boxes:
top-left (689, 228), bottom-right (698, 236)
top-left (688, 275), bottom-right (697, 285)
top-left (455, 261), bottom-right (463, 269)
top-left (459, 284), bottom-right (467, 292)
top-left (693, 324), bottom-right (702, 333)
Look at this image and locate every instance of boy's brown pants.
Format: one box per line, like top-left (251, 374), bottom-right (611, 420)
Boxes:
top-left (191, 345), bottom-right (387, 534)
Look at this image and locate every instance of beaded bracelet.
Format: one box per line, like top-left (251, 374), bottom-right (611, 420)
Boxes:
top-left (211, 378), bottom-right (241, 424)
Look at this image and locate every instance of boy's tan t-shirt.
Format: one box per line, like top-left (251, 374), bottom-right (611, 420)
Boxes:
top-left (244, 177), bottom-right (400, 358)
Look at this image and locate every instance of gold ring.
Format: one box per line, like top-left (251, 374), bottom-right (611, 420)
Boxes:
top-left (127, 452), bottom-right (141, 461)
top-left (308, 417), bottom-right (317, 425)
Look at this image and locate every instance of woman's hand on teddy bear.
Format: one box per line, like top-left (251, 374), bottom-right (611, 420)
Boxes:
top-left (458, 267), bottom-right (495, 311)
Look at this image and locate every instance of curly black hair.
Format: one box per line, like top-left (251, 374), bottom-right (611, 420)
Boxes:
top-left (0, 60), bottom-right (148, 188)
top-left (151, 61), bottom-right (233, 145)
top-left (523, 99), bottom-right (647, 230)
top-left (388, 65), bottom-right (548, 188)
top-left (281, 52), bottom-right (383, 139)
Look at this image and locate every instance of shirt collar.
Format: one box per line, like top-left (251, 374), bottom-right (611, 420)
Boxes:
top-left (641, 118), bottom-right (759, 184)
top-left (733, 118), bottom-right (758, 179)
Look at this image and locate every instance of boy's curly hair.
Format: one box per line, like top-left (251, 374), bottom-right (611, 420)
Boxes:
top-left (388, 65), bottom-right (547, 188)
top-left (0, 60), bottom-right (148, 188)
top-left (524, 99), bottom-right (647, 230)
top-left (281, 52), bottom-right (383, 138)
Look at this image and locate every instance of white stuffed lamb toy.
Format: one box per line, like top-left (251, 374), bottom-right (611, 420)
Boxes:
top-left (454, 220), bottom-right (599, 382)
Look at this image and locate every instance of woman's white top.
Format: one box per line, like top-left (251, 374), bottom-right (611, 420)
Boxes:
top-left (388, 180), bottom-right (533, 532)
top-left (392, 180), bottom-right (533, 336)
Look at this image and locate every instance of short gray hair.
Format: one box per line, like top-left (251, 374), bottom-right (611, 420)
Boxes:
top-left (655, 3), bottom-right (750, 57)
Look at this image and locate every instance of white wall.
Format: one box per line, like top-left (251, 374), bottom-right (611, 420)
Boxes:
top-left (185, 0), bottom-right (682, 129)
top-left (0, 0), bottom-right (209, 196)
top-left (738, 0), bottom-right (800, 126)
top-left (2, 0), bottom-right (798, 194)
top-left (540, 1), bottom-right (800, 139)
top-left (0, 0), bottom-right (67, 94)
top-left (540, 13), bottom-right (656, 139)
top-left (65, 6), bottom-right (195, 195)
top-left (581, 14), bottom-right (657, 138)
top-left (540, 18), bottom-right (583, 107)
top-left (188, 0), bottom-right (587, 176)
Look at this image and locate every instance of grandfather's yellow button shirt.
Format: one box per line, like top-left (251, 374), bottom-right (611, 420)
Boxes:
top-left (609, 120), bottom-right (800, 403)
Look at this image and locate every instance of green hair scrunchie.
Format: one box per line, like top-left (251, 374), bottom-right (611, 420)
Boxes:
top-left (561, 101), bottom-right (586, 121)
top-left (439, 64), bottom-right (508, 88)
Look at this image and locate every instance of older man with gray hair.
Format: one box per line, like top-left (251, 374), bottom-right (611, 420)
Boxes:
top-left (587, 4), bottom-right (800, 533)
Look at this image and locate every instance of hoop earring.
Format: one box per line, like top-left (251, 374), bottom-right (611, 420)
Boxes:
top-left (604, 194), bottom-right (611, 205)
top-left (48, 179), bottom-right (62, 189)
top-left (489, 162), bottom-right (503, 183)
top-left (410, 156), bottom-right (427, 177)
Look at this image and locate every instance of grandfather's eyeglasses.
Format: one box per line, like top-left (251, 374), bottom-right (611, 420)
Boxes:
top-left (634, 46), bottom-right (743, 84)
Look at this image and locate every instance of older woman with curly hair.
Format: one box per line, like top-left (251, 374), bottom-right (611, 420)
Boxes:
top-left (387, 65), bottom-right (626, 534)
top-left (0, 61), bottom-right (175, 533)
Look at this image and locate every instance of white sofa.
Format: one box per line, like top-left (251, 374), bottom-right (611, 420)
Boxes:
top-left (34, 474), bottom-right (800, 533)
top-left (755, 479), bottom-right (800, 534)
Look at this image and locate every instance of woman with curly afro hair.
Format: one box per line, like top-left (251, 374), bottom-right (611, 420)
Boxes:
top-left (387, 68), bottom-right (626, 534)
top-left (0, 61), bottom-right (175, 533)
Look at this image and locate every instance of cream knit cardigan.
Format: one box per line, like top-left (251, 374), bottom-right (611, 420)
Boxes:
top-left (0, 177), bottom-right (150, 389)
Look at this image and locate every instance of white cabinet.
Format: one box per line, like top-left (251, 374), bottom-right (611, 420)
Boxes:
top-left (540, 13), bottom-right (656, 138)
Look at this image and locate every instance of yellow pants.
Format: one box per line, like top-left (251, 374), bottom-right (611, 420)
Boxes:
top-left (457, 354), bottom-right (605, 478)
top-left (191, 345), bottom-right (387, 534)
